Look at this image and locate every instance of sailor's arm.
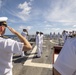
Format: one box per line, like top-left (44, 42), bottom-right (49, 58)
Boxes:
top-left (7, 26), bottom-right (32, 51)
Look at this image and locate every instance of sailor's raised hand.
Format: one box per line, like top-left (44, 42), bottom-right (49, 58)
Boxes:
top-left (7, 26), bottom-right (17, 34)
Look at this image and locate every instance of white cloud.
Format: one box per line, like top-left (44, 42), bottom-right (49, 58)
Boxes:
top-left (16, 1), bottom-right (32, 21)
top-left (44, 21), bottom-right (48, 23)
top-left (44, 27), bottom-right (62, 34)
top-left (8, 19), bottom-right (17, 23)
top-left (44, 28), bottom-right (50, 30)
top-left (26, 26), bottom-right (32, 30)
top-left (18, 2), bottom-right (31, 12)
top-left (30, 0), bottom-right (34, 2)
top-left (29, 0), bottom-right (34, 5)
top-left (19, 25), bottom-right (25, 29)
top-left (46, 24), bottom-right (52, 26)
top-left (4, 1), bottom-right (32, 22)
top-left (45, 0), bottom-right (76, 22)
top-left (50, 28), bottom-right (62, 34)
top-left (73, 25), bottom-right (76, 27)
top-left (62, 22), bottom-right (76, 27)
top-left (18, 25), bottom-right (32, 31)
top-left (51, 28), bottom-right (60, 31)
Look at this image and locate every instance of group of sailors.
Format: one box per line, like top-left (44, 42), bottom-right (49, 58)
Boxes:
top-left (15, 29), bottom-right (76, 75)
top-left (21, 29), bottom-right (76, 58)
top-left (21, 29), bottom-right (76, 54)
top-left (35, 31), bottom-right (44, 58)
top-left (50, 32), bottom-right (61, 40)
top-left (20, 29), bottom-right (44, 58)
top-left (50, 32), bottom-right (62, 45)
top-left (50, 30), bottom-right (76, 45)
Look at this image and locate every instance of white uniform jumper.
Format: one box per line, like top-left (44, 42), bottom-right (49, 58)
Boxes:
top-left (36, 33), bottom-right (41, 57)
top-left (50, 32), bottom-right (52, 40)
top-left (21, 31), bottom-right (28, 40)
top-left (57, 33), bottom-right (61, 45)
top-left (54, 37), bottom-right (76, 75)
top-left (0, 37), bottom-right (23, 75)
top-left (62, 32), bottom-right (67, 44)
top-left (40, 34), bottom-right (43, 53)
top-left (21, 31), bottom-right (28, 57)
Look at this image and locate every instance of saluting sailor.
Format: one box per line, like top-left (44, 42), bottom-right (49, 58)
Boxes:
top-left (21, 29), bottom-right (28, 57)
top-left (0, 17), bottom-right (32, 75)
top-left (21, 29), bottom-right (28, 40)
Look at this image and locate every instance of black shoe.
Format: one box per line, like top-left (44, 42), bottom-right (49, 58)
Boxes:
top-left (35, 52), bottom-right (37, 54)
top-left (34, 55), bottom-right (41, 58)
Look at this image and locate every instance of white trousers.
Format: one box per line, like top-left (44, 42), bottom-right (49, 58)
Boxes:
top-left (40, 43), bottom-right (43, 53)
top-left (21, 51), bottom-right (25, 57)
top-left (5, 69), bottom-right (12, 75)
top-left (37, 44), bottom-right (41, 57)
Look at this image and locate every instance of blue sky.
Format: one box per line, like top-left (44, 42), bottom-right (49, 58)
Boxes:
top-left (0, 0), bottom-right (76, 35)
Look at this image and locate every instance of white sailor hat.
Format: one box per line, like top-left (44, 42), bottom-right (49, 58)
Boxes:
top-left (0, 17), bottom-right (8, 27)
top-left (0, 17), bottom-right (8, 22)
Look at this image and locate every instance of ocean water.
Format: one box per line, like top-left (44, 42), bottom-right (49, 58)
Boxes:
top-left (5, 35), bottom-right (16, 38)
top-left (4, 35), bottom-right (36, 42)
top-left (4, 35), bottom-right (19, 41)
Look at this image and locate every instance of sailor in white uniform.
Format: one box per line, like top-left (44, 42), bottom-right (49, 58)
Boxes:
top-left (35, 31), bottom-right (41, 57)
top-left (40, 32), bottom-right (43, 54)
top-left (54, 36), bottom-right (76, 75)
top-left (0, 17), bottom-right (32, 75)
top-left (57, 32), bottom-right (61, 45)
top-left (62, 30), bottom-right (67, 44)
top-left (50, 32), bottom-right (52, 40)
top-left (21, 29), bottom-right (28, 57)
top-left (53, 32), bottom-right (56, 40)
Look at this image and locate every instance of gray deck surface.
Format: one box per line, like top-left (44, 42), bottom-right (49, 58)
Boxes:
top-left (13, 36), bottom-right (61, 75)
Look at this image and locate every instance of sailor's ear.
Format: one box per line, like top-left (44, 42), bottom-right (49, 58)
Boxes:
top-left (0, 26), bottom-right (2, 31)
